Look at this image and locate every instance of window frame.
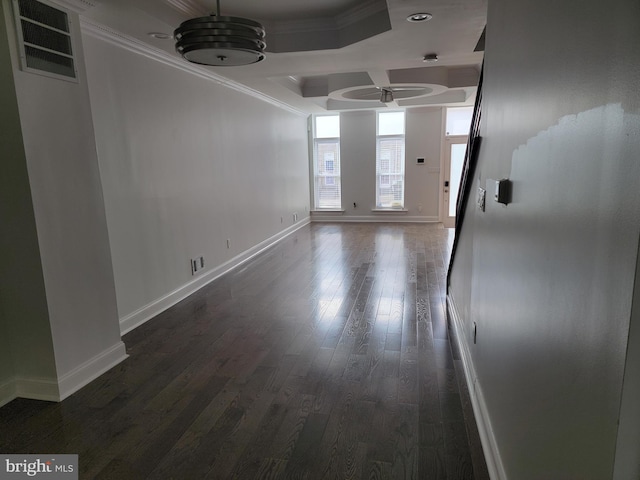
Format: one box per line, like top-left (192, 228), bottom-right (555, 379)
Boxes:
top-left (312, 115), bottom-right (342, 210)
top-left (375, 111), bottom-right (406, 209)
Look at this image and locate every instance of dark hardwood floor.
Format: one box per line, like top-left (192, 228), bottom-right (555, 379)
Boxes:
top-left (0, 223), bottom-right (489, 479)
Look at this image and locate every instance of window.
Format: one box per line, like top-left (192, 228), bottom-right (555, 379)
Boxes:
top-left (313, 115), bottom-right (341, 209)
top-left (446, 106), bottom-right (473, 135)
top-left (376, 111), bottom-right (405, 208)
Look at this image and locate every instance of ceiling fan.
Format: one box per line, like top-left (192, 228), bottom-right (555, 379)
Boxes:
top-left (344, 85), bottom-right (432, 103)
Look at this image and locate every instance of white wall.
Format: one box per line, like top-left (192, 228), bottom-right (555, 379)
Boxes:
top-left (2, 0), bottom-right (126, 401)
top-left (339, 111), bottom-right (376, 215)
top-left (1, 1), bottom-right (58, 407)
top-left (314, 107), bottom-right (443, 222)
top-left (82, 30), bottom-right (311, 330)
top-left (448, 0), bottom-right (640, 478)
top-left (613, 235), bottom-right (640, 480)
top-left (405, 108), bottom-right (444, 219)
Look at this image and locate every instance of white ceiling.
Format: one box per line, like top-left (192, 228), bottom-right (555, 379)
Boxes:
top-left (79, 0), bottom-right (487, 113)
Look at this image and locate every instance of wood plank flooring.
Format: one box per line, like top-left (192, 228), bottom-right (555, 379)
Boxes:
top-left (0, 223), bottom-right (489, 479)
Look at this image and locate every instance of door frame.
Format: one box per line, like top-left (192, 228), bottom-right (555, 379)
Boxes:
top-left (441, 135), bottom-right (468, 228)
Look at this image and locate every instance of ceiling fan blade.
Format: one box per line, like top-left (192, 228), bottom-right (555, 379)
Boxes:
top-left (390, 87), bottom-right (427, 92)
top-left (353, 91), bottom-right (383, 98)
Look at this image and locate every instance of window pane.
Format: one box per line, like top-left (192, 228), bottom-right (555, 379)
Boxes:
top-left (446, 107), bottom-right (473, 135)
top-left (315, 115), bottom-right (340, 138)
top-left (314, 135), bottom-right (341, 209)
top-left (378, 111), bottom-right (405, 135)
top-left (376, 128), bottom-right (405, 208)
top-left (448, 143), bottom-right (467, 217)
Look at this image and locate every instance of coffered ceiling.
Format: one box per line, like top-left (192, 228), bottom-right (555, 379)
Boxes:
top-left (76, 0), bottom-right (487, 113)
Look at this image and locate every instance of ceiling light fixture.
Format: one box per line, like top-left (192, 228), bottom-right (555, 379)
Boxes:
top-left (174, 0), bottom-right (265, 66)
top-left (423, 53), bottom-right (439, 62)
top-left (407, 12), bottom-right (433, 22)
top-left (380, 88), bottom-right (394, 103)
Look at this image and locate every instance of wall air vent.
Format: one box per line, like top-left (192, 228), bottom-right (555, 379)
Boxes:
top-left (12, 0), bottom-right (77, 81)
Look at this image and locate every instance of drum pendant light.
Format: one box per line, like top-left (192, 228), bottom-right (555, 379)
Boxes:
top-left (174, 0), bottom-right (266, 66)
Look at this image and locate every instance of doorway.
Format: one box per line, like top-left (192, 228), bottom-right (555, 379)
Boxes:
top-left (442, 136), bottom-right (468, 228)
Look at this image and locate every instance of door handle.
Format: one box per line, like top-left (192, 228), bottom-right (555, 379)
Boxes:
top-left (444, 181), bottom-right (450, 187)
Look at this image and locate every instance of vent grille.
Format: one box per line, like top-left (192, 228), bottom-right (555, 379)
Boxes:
top-left (13, 0), bottom-right (76, 80)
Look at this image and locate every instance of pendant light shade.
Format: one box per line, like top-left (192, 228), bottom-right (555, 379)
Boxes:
top-left (174, 1), bottom-right (265, 66)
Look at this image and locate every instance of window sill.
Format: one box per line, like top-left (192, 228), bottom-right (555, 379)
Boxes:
top-left (311, 209), bottom-right (346, 214)
top-left (371, 208), bottom-right (408, 213)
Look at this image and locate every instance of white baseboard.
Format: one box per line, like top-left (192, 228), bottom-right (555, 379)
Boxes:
top-left (57, 341), bottom-right (128, 401)
top-left (0, 377), bottom-right (17, 408)
top-left (447, 294), bottom-right (507, 480)
top-left (1, 375), bottom-right (61, 404)
top-left (0, 341), bottom-right (127, 405)
top-left (311, 214), bottom-right (439, 223)
top-left (14, 377), bottom-right (60, 402)
top-left (119, 220), bottom-right (310, 335)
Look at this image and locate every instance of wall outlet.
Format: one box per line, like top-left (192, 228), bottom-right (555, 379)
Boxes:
top-left (191, 256), bottom-right (204, 275)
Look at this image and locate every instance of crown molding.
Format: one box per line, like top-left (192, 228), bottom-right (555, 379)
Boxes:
top-left (79, 19), bottom-right (305, 117)
top-left (163, 0), bottom-right (207, 18)
top-left (52, 0), bottom-right (100, 14)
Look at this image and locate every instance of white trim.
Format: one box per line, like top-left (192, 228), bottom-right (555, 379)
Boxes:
top-left (439, 108), bottom-right (446, 222)
top-left (119, 220), bottom-right (311, 335)
top-left (57, 341), bottom-right (128, 400)
top-left (163, 0), bottom-right (206, 18)
top-left (14, 376), bottom-right (60, 402)
top-left (0, 343), bottom-right (128, 405)
top-left (51, 0), bottom-right (98, 14)
top-left (371, 208), bottom-right (409, 213)
top-left (1, 375), bottom-right (61, 405)
top-left (447, 293), bottom-right (507, 480)
top-left (311, 214), bottom-right (439, 223)
top-left (79, 19), bottom-right (305, 117)
top-left (0, 377), bottom-right (17, 408)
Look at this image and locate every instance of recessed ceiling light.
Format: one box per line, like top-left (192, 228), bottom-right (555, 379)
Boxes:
top-left (148, 32), bottom-right (172, 39)
top-left (423, 53), bottom-right (439, 62)
top-left (407, 12), bottom-right (433, 22)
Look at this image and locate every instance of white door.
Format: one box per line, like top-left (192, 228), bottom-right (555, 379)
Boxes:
top-left (442, 136), bottom-right (468, 228)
